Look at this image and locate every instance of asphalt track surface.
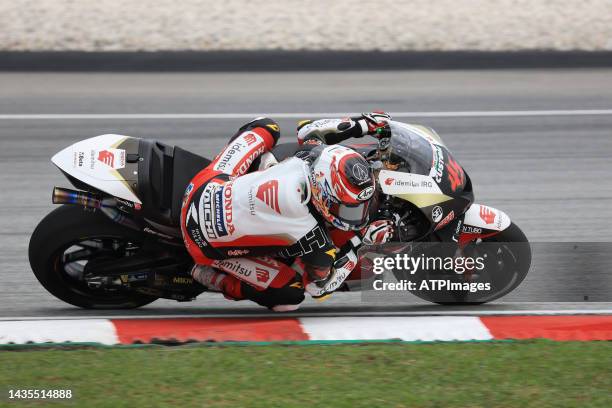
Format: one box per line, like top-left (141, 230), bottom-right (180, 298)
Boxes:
top-left (1, 69), bottom-right (611, 318)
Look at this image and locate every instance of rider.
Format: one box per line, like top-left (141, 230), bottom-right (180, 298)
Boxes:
top-left (180, 113), bottom-right (395, 311)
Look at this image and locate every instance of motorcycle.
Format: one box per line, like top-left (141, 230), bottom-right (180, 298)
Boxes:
top-left (28, 121), bottom-right (531, 308)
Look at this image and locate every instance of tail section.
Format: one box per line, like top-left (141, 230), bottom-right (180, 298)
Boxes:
top-left (51, 134), bottom-right (141, 204)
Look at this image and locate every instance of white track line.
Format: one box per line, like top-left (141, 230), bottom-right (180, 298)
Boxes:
top-left (0, 309), bottom-right (610, 321)
top-left (1, 109), bottom-right (612, 120)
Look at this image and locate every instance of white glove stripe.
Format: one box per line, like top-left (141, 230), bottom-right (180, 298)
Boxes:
top-left (357, 119), bottom-right (369, 135)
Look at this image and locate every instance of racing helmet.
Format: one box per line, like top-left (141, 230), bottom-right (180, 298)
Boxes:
top-left (308, 145), bottom-right (375, 231)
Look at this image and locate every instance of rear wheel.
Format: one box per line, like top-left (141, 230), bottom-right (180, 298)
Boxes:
top-left (28, 205), bottom-right (159, 309)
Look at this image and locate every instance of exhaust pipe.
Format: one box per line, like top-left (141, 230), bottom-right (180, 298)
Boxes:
top-left (52, 187), bottom-right (140, 230)
top-left (52, 186), bottom-right (101, 208)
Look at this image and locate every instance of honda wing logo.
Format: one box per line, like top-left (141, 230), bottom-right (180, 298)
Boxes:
top-left (97, 150), bottom-right (115, 167)
top-left (256, 180), bottom-right (281, 213)
top-left (96, 148), bottom-right (126, 169)
top-left (255, 267), bottom-right (270, 283)
top-left (479, 205), bottom-right (496, 224)
top-left (244, 133), bottom-right (257, 146)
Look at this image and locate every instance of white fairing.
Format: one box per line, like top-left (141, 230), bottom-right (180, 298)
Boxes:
top-left (463, 203), bottom-right (511, 232)
top-left (378, 169), bottom-right (443, 195)
top-left (51, 134), bottom-right (141, 204)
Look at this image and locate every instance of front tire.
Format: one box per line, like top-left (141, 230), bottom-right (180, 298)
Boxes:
top-left (394, 222), bottom-right (531, 305)
top-left (464, 221), bottom-right (532, 303)
top-left (28, 205), bottom-right (159, 309)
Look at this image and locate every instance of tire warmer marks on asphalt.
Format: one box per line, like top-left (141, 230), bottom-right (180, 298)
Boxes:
top-left (1, 316), bottom-right (612, 345)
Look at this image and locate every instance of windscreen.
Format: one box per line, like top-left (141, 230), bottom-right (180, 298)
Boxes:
top-left (387, 121), bottom-right (435, 175)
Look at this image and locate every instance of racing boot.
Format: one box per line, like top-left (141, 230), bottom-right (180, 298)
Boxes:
top-left (190, 265), bottom-right (243, 300)
top-left (191, 265), bottom-right (223, 292)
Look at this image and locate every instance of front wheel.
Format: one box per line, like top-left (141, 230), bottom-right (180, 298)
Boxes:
top-left (28, 205), bottom-right (159, 309)
top-left (394, 222), bottom-right (531, 305)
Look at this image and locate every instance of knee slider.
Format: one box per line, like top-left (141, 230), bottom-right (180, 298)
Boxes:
top-left (242, 281), bottom-right (304, 309)
top-left (270, 284), bottom-right (305, 307)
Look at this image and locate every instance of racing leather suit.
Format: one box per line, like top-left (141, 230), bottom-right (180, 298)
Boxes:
top-left (181, 116), bottom-right (377, 310)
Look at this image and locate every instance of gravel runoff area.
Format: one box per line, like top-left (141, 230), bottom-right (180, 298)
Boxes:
top-left (1, 0), bottom-right (611, 51)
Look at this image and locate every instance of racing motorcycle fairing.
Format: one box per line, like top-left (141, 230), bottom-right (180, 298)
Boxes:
top-left (376, 122), bottom-right (475, 235)
top-left (384, 122), bottom-right (472, 198)
top-left (51, 134), bottom-right (211, 228)
top-left (460, 203), bottom-right (512, 241)
top-left (378, 169), bottom-right (452, 207)
top-left (51, 134), bottom-right (141, 203)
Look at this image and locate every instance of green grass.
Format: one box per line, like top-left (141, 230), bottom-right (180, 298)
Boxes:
top-left (1, 341), bottom-right (611, 408)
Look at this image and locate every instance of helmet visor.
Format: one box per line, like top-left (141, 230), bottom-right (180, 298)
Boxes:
top-left (330, 200), bottom-right (370, 227)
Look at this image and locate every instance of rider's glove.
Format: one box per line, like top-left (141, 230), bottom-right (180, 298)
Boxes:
top-left (360, 111), bottom-right (392, 136)
top-left (296, 112), bottom-right (391, 145)
top-left (305, 236), bottom-right (361, 298)
top-left (360, 219), bottom-right (395, 245)
top-left (297, 118), bottom-right (363, 145)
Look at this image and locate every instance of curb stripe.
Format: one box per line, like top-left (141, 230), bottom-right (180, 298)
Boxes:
top-left (480, 315), bottom-right (612, 341)
top-left (111, 318), bottom-right (308, 343)
top-left (300, 316), bottom-right (492, 341)
top-left (2, 315), bottom-right (612, 345)
top-left (0, 319), bottom-right (118, 345)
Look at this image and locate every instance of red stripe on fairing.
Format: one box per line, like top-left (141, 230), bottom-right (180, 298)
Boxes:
top-left (112, 318), bottom-right (308, 343)
top-left (458, 231), bottom-right (499, 246)
top-left (480, 316), bottom-right (612, 341)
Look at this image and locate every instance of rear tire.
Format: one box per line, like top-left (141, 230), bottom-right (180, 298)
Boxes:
top-left (28, 205), bottom-right (159, 309)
